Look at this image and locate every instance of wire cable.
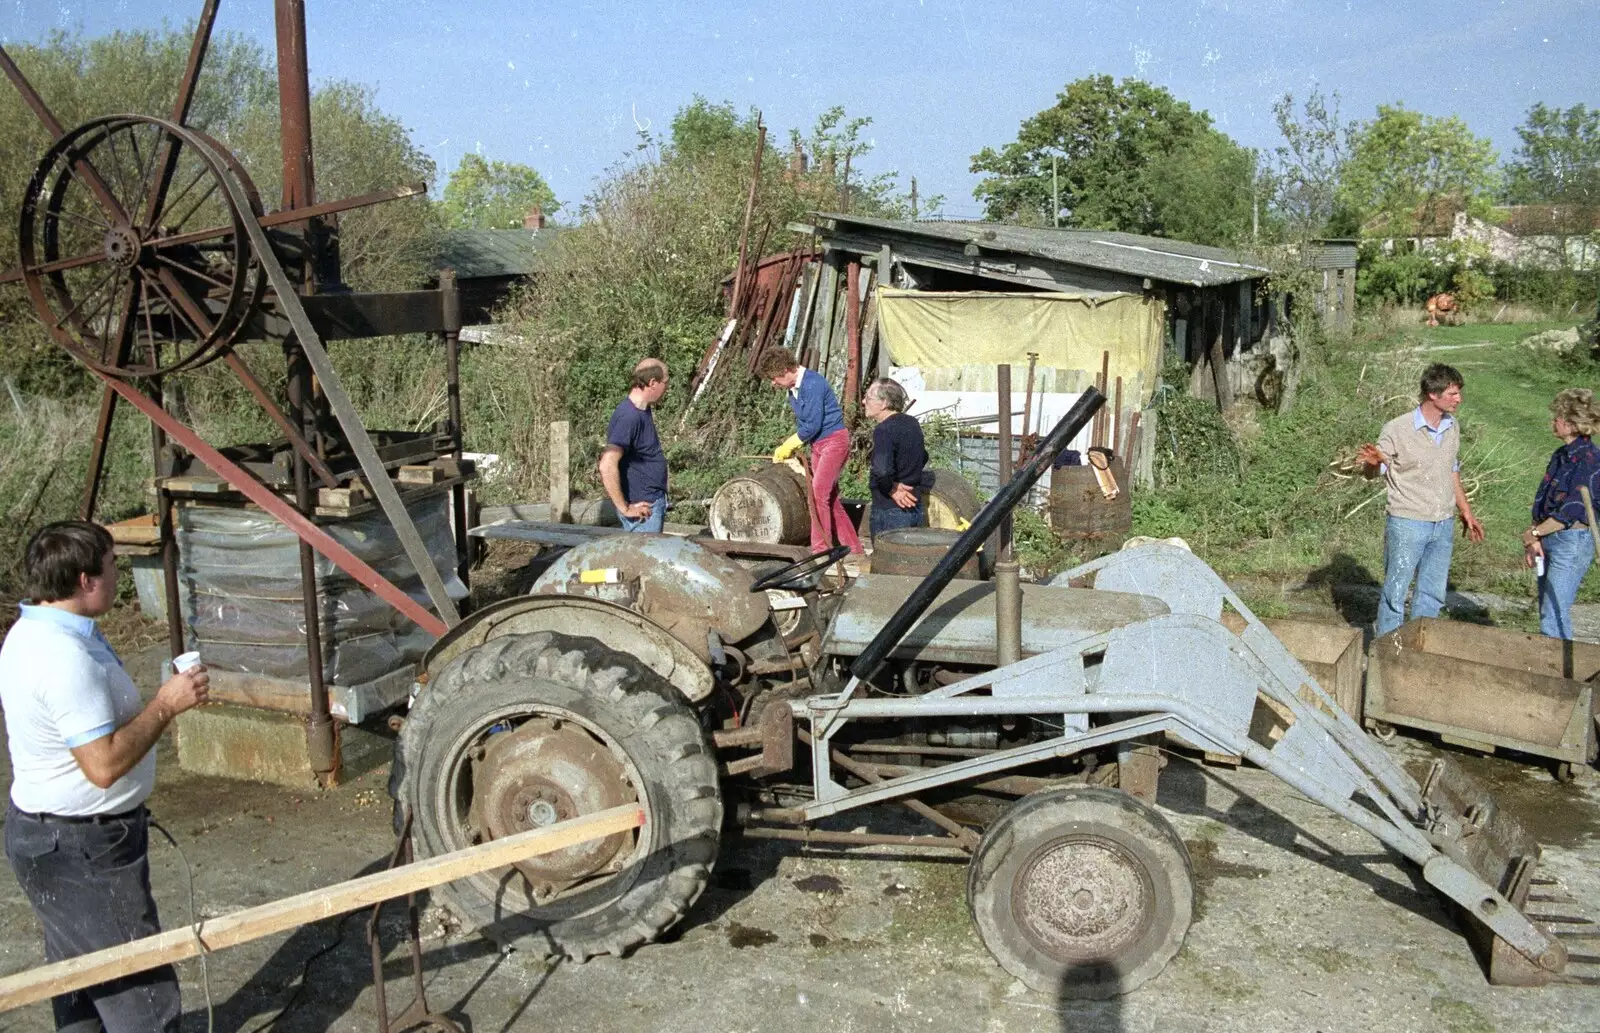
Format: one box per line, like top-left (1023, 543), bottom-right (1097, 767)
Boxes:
top-left (148, 816), bottom-right (212, 1033)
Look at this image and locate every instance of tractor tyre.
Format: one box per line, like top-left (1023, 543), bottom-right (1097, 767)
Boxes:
top-left (397, 631), bottom-right (720, 960)
top-left (967, 786), bottom-right (1192, 998)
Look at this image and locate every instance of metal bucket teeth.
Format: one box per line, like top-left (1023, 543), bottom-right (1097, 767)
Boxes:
top-left (1419, 757), bottom-right (1588, 984)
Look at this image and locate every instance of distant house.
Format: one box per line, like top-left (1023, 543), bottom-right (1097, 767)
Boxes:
top-left (1367, 200), bottom-right (1598, 270)
top-left (429, 208), bottom-right (564, 331)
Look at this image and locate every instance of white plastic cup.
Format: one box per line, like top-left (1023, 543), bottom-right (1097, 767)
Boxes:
top-left (1534, 553), bottom-right (1546, 578)
top-left (173, 651), bottom-right (203, 674)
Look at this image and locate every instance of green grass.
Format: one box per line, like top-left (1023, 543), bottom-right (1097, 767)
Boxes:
top-left (1130, 320), bottom-right (1597, 604)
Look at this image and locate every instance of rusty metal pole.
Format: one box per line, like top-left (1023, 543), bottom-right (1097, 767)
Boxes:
top-left (286, 341), bottom-right (336, 782)
top-left (992, 366), bottom-right (1021, 667)
top-left (990, 364), bottom-right (1013, 563)
top-left (440, 269), bottom-right (469, 587)
top-left (150, 379), bottom-right (185, 659)
top-left (276, 0), bottom-right (335, 781)
top-left (275, 0), bottom-right (315, 213)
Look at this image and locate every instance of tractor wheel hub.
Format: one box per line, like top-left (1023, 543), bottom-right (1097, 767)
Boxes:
top-left (468, 717), bottom-right (635, 886)
top-left (1014, 836), bottom-right (1153, 961)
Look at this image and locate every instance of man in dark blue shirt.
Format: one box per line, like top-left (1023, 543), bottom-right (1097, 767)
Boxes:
top-left (600, 359), bottom-right (670, 532)
top-left (863, 378), bottom-right (934, 539)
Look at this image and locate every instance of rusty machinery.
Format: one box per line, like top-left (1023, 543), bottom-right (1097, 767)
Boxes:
top-left (0, 1), bottom-right (486, 781)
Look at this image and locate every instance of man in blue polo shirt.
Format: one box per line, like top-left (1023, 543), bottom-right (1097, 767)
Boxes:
top-left (2, 520), bottom-right (210, 1031)
top-left (600, 358), bottom-right (670, 532)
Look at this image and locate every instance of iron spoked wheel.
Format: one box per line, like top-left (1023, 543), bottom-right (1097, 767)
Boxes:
top-left (967, 786), bottom-right (1193, 998)
top-left (17, 114), bottom-right (265, 377)
top-left (397, 631), bottom-right (721, 960)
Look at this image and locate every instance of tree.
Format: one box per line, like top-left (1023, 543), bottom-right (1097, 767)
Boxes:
top-left (440, 153), bottom-right (559, 231)
top-left (668, 96), bottom-right (764, 164)
top-left (969, 75), bottom-right (1255, 245)
top-left (1337, 104), bottom-right (1499, 239)
top-left (1271, 90), bottom-right (1358, 240)
top-left (1503, 103), bottom-right (1600, 269)
top-left (1505, 103), bottom-right (1600, 206)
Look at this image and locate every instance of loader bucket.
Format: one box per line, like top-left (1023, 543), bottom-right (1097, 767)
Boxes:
top-left (1419, 756), bottom-right (1596, 986)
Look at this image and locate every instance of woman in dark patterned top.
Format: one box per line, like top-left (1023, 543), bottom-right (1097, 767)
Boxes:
top-left (1523, 388), bottom-right (1600, 640)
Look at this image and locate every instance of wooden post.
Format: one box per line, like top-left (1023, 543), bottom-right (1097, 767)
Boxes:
top-left (0, 805), bottom-right (644, 1015)
top-left (812, 252), bottom-right (840, 376)
top-left (549, 420), bottom-right (570, 524)
top-left (1210, 295), bottom-right (1233, 410)
top-left (860, 270), bottom-right (882, 382)
top-left (1113, 375), bottom-right (1124, 458)
top-left (843, 260), bottom-right (862, 409)
top-left (1094, 351), bottom-right (1110, 448)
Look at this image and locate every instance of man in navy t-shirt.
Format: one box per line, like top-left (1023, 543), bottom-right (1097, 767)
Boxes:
top-left (600, 359), bottom-right (670, 532)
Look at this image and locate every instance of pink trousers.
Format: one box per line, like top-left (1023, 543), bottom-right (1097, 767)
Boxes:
top-left (807, 428), bottom-right (862, 555)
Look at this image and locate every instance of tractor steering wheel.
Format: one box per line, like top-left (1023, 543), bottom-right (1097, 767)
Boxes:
top-left (749, 545), bottom-right (851, 592)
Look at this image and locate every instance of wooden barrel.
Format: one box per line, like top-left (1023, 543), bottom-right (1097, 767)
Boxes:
top-left (925, 469), bottom-right (980, 530)
top-left (872, 528), bottom-right (982, 580)
top-left (710, 464), bottom-right (811, 544)
top-left (1049, 461), bottom-right (1133, 551)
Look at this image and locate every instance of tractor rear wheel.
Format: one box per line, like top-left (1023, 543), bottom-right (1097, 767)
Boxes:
top-left (397, 631), bottom-right (720, 960)
top-left (967, 786), bottom-right (1192, 998)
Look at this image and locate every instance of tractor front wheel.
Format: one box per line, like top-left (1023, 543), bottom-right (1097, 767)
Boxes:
top-left (967, 786), bottom-right (1193, 998)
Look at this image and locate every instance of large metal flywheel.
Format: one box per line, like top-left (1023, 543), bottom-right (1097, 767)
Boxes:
top-left (18, 115), bottom-right (266, 377)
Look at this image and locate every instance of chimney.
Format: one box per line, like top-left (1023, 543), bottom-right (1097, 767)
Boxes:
top-left (523, 205), bottom-right (546, 231)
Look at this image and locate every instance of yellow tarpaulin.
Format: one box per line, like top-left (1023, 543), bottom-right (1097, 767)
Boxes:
top-left (876, 289), bottom-right (1165, 403)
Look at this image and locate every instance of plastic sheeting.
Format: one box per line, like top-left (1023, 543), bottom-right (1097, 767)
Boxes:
top-left (875, 289), bottom-right (1165, 405)
top-left (175, 495), bottom-right (466, 699)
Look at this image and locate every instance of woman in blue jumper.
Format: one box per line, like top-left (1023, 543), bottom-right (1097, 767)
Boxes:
top-left (1523, 387), bottom-right (1600, 640)
top-left (756, 347), bottom-right (863, 555)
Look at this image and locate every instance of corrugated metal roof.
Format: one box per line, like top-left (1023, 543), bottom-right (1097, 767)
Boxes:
top-left (433, 228), bottom-right (564, 280)
top-left (815, 213), bottom-right (1270, 288)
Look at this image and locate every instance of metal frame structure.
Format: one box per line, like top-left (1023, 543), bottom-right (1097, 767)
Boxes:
top-left (0, 1), bottom-right (483, 778)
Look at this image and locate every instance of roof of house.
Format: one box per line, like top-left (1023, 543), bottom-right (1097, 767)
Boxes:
top-left (811, 213), bottom-right (1270, 288)
top-left (1495, 204), bottom-right (1600, 236)
top-left (1360, 199), bottom-right (1600, 240)
top-left (432, 227), bottom-right (564, 280)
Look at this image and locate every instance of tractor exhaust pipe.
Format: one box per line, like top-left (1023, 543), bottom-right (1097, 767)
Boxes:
top-left (850, 387), bottom-right (1105, 682)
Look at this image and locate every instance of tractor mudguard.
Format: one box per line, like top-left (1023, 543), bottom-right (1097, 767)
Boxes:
top-left (419, 595), bottom-right (714, 703)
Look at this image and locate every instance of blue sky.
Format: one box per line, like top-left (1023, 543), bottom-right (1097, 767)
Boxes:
top-left (2, 1), bottom-right (1595, 218)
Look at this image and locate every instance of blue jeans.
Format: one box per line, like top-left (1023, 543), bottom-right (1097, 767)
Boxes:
top-left (871, 499), bottom-right (925, 539)
top-left (619, 497), bottom-right (665, 533)
top-left (1538, 527), bottom-right (1594, 640)
top-left (1376, 516), bottom-right (1456, 637)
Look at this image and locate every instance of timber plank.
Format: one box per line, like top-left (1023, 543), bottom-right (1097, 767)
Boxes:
top-left (0, 804), bottom-right (644, 1013)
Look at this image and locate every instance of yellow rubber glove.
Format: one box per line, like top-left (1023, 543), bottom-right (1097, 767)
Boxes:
top-left (772, 434), bottom-right (803, 463)
top-left (955, 517), bottom-right (972, 532)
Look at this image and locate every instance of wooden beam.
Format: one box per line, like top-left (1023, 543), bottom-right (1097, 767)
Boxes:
top-left (0, 805), bottom-right (644, 1014)
top-left (548, 420), bottom-right (571, 524)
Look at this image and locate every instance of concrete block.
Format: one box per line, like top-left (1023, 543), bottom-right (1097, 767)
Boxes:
top-left (175, 704), bottom-right (390, 787)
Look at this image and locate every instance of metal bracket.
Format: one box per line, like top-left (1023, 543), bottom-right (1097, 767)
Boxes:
top-left (368, 810), bottom-right (463, 1033)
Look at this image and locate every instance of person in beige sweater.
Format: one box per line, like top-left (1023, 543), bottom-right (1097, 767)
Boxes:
top-left (1357, 363), bottom-right (1485, 636)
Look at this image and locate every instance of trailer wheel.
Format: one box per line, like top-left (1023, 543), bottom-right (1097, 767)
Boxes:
top-left (398, 631), bottom-right (720, 960)
top-left (967, 786), bottom-right (1192, 998)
